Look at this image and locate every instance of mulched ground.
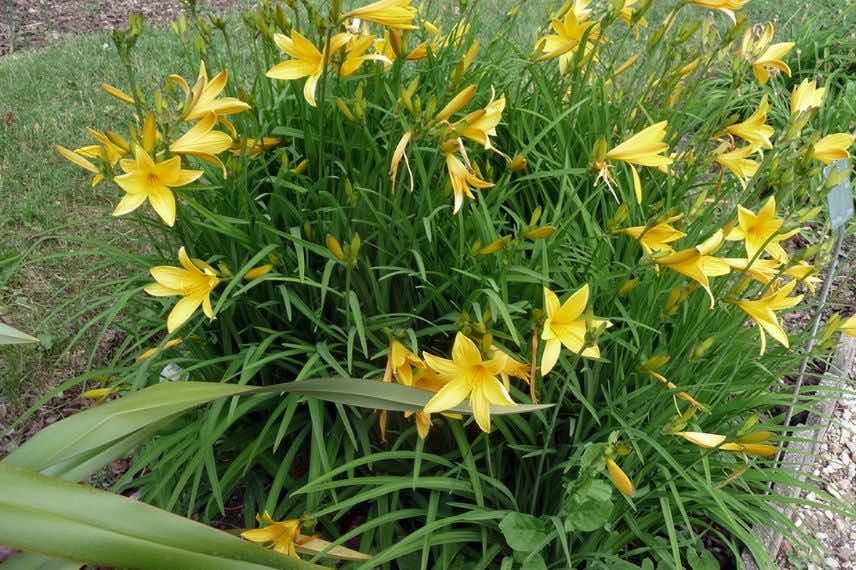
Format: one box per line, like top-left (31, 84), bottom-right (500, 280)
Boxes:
top-left (0, 0), bottom-right (242, 56)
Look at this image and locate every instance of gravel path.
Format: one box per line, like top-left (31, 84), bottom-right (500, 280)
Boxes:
top-left (779, 351), bottom-right (856, 569)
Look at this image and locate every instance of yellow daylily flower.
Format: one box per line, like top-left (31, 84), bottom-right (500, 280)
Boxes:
top-left (736, 279), bottom-right (803, 354)
top-left (344, 0), bottom-right (418, 31)
top-left (784, 261), bottom-right (821, 294)
top-left (535, 7), bottom-right (599, 75)
top-left (230, 136), bottom-right (282, 158)
top-left (136, 338), bottom-right (184, 363)
top-left (445, 151), bottom-right (494, 214)
top-left (81, 387), bottom-right (117, 404)
top-left (113, 146), bottom-right (203, 227)
top-left (340, 34), bottom-right (391, 76)
top-left (493, 347), bottom-right (531, 390)
top-left (599, 122), bottom-right (673, 204)
top-left (241, 513), bottom-right (302, 558)
top-left (723, 257), bottom-right (782, 285)
top-left (790, 79), bottom-right (825, 115)
top-left (422, 332), bottom-right (515, 433)
top-left (725, 197), bottom-right (794, 262)
top-left (169, 113), bottom-right (233, 176)
top-left (689, 0), bottom-right (748, 22)
top-left (715, 145), bottom-right (758, 187)
top-left (267, 31), bottom-right (351, 107)
top-left (453, 93), bottom-right (506, 150)
top-left (840, 315), bottom-right (856, 337)
top-left (405, 366), bottom-right (460, 439)
top-left (812, 133), bottom-right (855, 165)
top-left (653, 230), bottom-right (731, 308)
top-left (675, 431), bottom-right (777, 457)
top-left (170, 61), bottom-right (251, 122)
top-left (606, 457), bottom-right (634, 497)
top-left (541, 284), bottom-right (611, 375)
top-left (145, 247), bottom-right (221, 333)
top-left (725, 95), bottom-right (774, 151)
top-left (621, 214), bottom-right (686, 256)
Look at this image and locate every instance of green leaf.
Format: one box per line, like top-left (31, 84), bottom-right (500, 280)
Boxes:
top-left (4, 382), bottom-right (256, 473)
top-left (0, 463), bottom-right (322, 570)
top-left (687, 547), bottom-right (720, 570)
top-left (0, 322), bottom-right (39, 344)
top-left (499, 513), bottom-right (547, 553)
top-left (563, 479), bottom-right (613, 532)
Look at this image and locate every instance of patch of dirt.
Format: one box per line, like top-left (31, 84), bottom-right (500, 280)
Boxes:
top-left (0, 0), bottom-right (243, 56)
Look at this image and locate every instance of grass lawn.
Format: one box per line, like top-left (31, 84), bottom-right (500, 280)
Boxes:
top-left (0, 0), bottom-right (854, 410)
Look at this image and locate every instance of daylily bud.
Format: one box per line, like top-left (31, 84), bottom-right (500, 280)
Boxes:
top-left (475, 237), bottom-right (509, 255)
top-left (529, 206), bottom-right (543, 226)
top-left (524, 226), bottom-right (555, 240)
top-left (618, 279), bottom-right (638, 297)
top-left (245, 264), bottom-right (273, 281)
top-left (293, 159), bottom-right (309, 175)
top-left (507, 153), bottom-right (527, 172)
top-left (440, 139), bottom-right (460, 154)
top-left (607, 203), bottom-right (629, 232)
top-left (388, 29), bottom-right (404, 57)
top-left (689, 336), bottom-right (715, 361)
top-left (326, 235), bottom-right (346, 261)
top-left (434, 85), bottom-right (477, 122)
top-left (82, 387), bottom-right (117, 404)
top-left (336, 98), bottom-right (356, 121)
top-left (591, 137), bottom-right (608, 167)
top-left (606, 457), bottom-right (634, 498)
top-left (452, 41), bottom-right (480, 83)
top-left (217, 261), bottom-right (234, 277)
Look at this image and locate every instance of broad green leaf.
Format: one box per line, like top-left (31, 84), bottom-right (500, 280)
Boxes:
top-left (4, 382), bottom-right (256, 473)
top-left (0, 322), bottom-right (39, 344)
top-left (0, 463), bottom-right (321, 570)
top-left (499, 513), bottom-right (548, 553)
top-left (0, 553), bottom-right (81, 570)
top-left (563, 479), bottom-right (613, 532)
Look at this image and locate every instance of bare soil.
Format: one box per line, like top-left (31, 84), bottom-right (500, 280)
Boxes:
top-left (0, 0), bottom-right (242, 56)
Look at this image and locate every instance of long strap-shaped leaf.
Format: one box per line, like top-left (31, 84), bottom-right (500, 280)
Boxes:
top-left (5, 378), bottom-right (551, 475)
top-left (0, 463), bottom-right (322, 570)
top-left (0, 322), bottom-right (39, 344)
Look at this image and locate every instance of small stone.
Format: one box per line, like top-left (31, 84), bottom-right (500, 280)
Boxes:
top-left (823, 557), bottom-right (839, 568)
